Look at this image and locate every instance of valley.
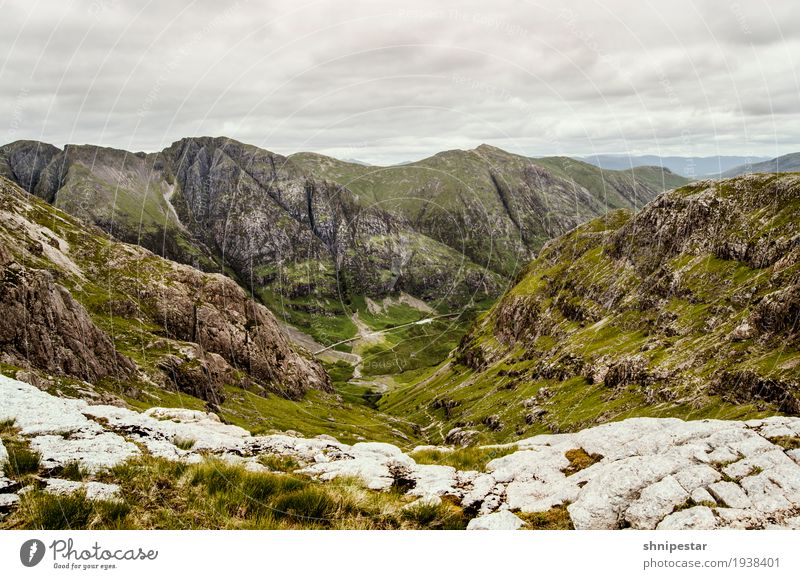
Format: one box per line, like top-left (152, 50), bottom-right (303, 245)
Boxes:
top-left (1, 140), bottom-right (799, 530)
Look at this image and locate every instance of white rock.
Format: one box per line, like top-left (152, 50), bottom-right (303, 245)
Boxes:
top-left (461, 474), bottom-right (496, 508)
top-left (351, 442), bottom-right (405, 457)
top-left (672, 464), bottom-right (721, 491)
top-left (0, 493), bottom-right (20, 510)
top-left (144, 407), bottom-right (221, 423)
top-left (624, 475), bottom-right (689, 529)
top-left (409, 464), bottom-right (458, 497)
top-left (568, 455), bottom-right (689, 530)
top-left (0, 476), bottom-right (20, 493)
top-left (43, 478), bottom-right (122, 502)
top-left (690, 487), bottom-right (716, 505)
top-left (404, 494), bottom-right (442, 510)
top-left (657, 506), bottom-right (718, 530)
top-left (466, 510), bottom-right (525, 530)
top-left (30, 431), bottom-right (140, 473)
top-left (708, 481), bottom-right (752, 509)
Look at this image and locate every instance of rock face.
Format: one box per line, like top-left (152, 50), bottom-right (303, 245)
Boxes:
top-left (0, 138), bottom-right (680, 317)
top-left (3, 373), bottom-right (800, 530)
top-left (0, 258), bottom-right (135, 382)
top-left (442, 174), bottom-right (800, 438)
top-left (0, 175), bottom-right (329, 402)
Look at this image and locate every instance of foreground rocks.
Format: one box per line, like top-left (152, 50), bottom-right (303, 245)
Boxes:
top-left (2, 374), bottom-right (800, 529)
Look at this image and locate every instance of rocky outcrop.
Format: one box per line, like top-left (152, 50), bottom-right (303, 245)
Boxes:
top-left (2, 373), bottom-right (800, 530)
top-left (0, 176), bottom-right (330, 402)
top-left (450, 175), bottom-right (800, 437)
top-left (0, 252), bottom-right (135, 383)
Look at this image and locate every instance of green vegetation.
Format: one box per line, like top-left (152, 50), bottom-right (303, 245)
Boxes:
top-left (2, 456), bottom-right (468, 530)
top-left (173, 437), bottom-right (196, 451)
top-left (2, 443), bottom-right (41, 477)
top-left (410, 445), bottom-right (518, 472)
top-left (57, 461), bottom-right (90, 482)
top-left (562, 448), bottom-right (603, 476)
top-left (769, 436), bottom-right (800, 451)
top-left (519, 505), bottom-right (575, 530)
top-left (10, 491), bottom-right (131, 530)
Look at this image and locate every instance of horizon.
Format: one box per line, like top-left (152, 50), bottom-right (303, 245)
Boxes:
top-left (0, 134), bottom-right (790, 169)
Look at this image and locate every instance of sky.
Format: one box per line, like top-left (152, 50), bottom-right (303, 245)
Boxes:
top-left (2, 0), bottom-right (798, 165)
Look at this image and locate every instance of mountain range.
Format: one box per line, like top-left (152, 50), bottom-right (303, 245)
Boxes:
top-left (0, 138), bottom-right (687, 349)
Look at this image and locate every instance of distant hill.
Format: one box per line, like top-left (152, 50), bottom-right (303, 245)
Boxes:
top-left (720, 152), bottom-right (800, 178)
top-left (578, 154), bottom-right (771, 178)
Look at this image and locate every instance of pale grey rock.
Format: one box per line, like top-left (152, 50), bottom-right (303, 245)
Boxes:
top-left (690, 487), bottom-right (716, 505)
top-left (4, 373), bottom-right (800, 531)
top-left (657, 506), bottom-right (718, 530)
top-left (568, 455), bottom-right (689, 530)
top-left (715, 508), bottom-right (758, 529)
top-left (43, 478), bottom-right (122, 501)
top-left (708, 481), bottom-right (752, 509)
top-left (30, 431), bottom-right (140, 473)
top-left (673, 464), bottom-right (721, 491)
top-left (625, 475), bottom-right (689, 529)
top-left (466, 510), bottom-right (525, 530)
top-left (739, 474), bottom-right (793, 513)
top-left (0, 493), bottom-right (20, 510)
top-left (351, 441), bottom-right (404, 457)
top-left (408, 464), bottom-right (458, 497)
top-left (461, 474), bottom-right (496, 508)
top-left (0, 476), bottom-right (21, 493)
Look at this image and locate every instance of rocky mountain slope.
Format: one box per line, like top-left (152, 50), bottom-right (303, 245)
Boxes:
top-left (0, 175), bottom-right (329, 408)
top-left (2, 374), bottom-right (800, 530)
top-left (0, 138), bottom-right (685, 349)
top-left (721, 152), bottom-right (800, 178)
top-left (380, 173), bottom-right (800, 443)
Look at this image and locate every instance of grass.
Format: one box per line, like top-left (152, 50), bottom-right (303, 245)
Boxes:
top-left (173, 437), bottom-right (196, 451)
top-left (519, 505), bottom-right (574, 530)
top-left (257, 454), bottom-right (300, 472)
top-left (562, 448), bottom-right (603, 476)
top-left (11, 491), bottom-right (131, 530)
top-left (56, 461), bottom-right (90, 482)
top-left (409, 445), bottom-right (518, 472)
top-left (2, 444), bottom-right (41, 477)
top-left (1, 455), bottom-right (468, 530)
top-left (0, 417), bottom-right (17, 433)
top-left (769, 436), bottom-right (800, 451)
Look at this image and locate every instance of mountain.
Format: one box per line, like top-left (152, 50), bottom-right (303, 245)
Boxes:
top-left (380, 173), bottom-right (800, 444)
top-left (0, 175), bottom-right (330, 405)
top-left (0, 137), bottom-right (686, 351)
top-left (720, 153), bottom-right (800, 178)
top-left (578, 154), bottom-right (771, 178)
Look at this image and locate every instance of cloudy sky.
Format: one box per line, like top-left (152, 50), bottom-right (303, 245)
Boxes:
top-left (2, 0), bottom-right (798, 164)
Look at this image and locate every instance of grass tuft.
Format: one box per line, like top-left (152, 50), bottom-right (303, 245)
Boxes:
top-left (519, 505), bottom-right (574, 530)
top-left (410, 445), bottom-right (518, 472)
top-left (173, 437), bottom-right (196, 451)
top-left (57, 461), bottom-right (89, 482)
top-left (562, 448), bottom-right (603, 476)
top-left (3, 445), bottom-right (41, 477)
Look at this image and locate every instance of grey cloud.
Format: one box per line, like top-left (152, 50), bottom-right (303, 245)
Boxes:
top-left (1, 0), bottom-right (797, 162)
